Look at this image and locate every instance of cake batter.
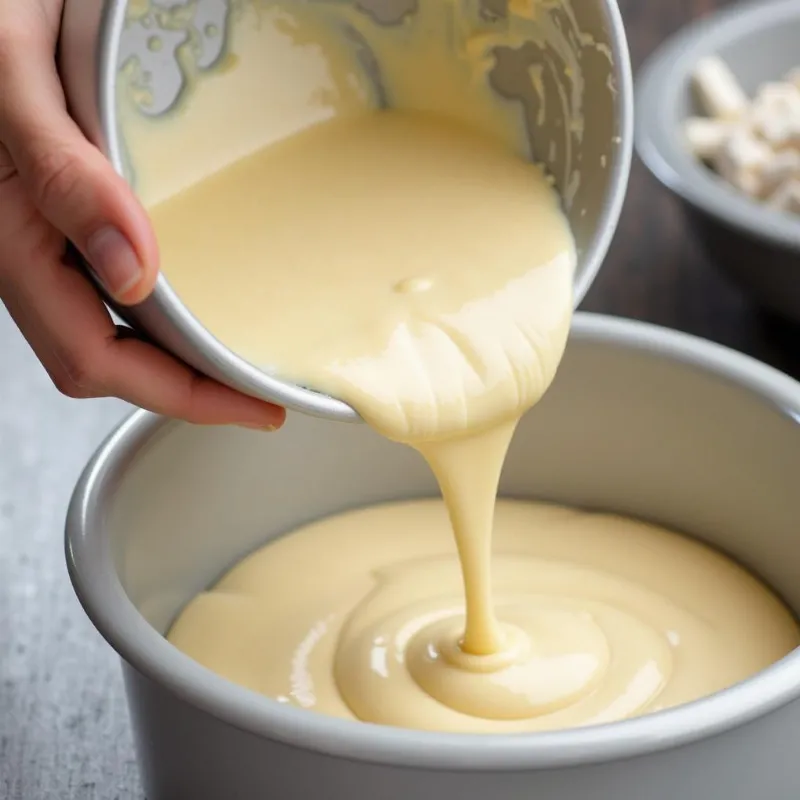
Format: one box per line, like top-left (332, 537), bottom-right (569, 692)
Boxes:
top-left (117, 1), bottom-right (800, 732)
top-left (168, 499), bottom-right (800, 733)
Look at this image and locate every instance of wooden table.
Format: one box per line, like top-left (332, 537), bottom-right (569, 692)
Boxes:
top-left (2, 2), bottom-right (797, 799)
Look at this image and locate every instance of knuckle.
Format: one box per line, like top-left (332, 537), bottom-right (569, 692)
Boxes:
top-left (51, 347), bottom-right (100, 399)
top-left (28, 145), bottom-right (87, 212)
top-left (51, 374), bottom-right (91, 400)
top-left (0, 141), bottom-right (15, 183)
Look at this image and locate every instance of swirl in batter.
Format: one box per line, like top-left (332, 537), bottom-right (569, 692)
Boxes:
top-left (168, 500), bottom-right (800, 732)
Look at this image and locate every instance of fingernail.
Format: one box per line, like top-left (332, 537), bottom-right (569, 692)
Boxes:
top-left (241, 422), bottom-right (280, 432)
top-left (86, 227), bottom-right (143, 301)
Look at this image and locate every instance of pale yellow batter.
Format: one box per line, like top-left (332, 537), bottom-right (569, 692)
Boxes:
top-left (118, 0), bottom-right (800, 733)
top-left (147, 112), bottom-right (574, 442)
top-left (168, 499), bottom-right (800, 733)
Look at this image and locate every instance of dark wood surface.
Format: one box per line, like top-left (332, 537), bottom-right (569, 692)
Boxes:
top-left (2, 2), bottom-right (797, 799)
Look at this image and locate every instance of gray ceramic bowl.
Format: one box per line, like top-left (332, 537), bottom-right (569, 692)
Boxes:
top-left (636, 0), bottom-right (800, 322)
top-left (59, 0), bottom-right (633, 422)
top-left (67, 312), bottom-right (800, 800)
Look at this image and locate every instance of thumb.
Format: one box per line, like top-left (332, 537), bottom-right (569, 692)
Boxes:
top-left (0, 34), bottom-right (159, 305)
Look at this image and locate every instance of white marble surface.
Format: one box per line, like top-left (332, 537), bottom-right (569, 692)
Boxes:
top-left (0, 306), bottom-right (141, 799)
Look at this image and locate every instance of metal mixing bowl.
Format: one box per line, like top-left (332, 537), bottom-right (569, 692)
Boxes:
top-left (58, 0), bottom-right (633, 421)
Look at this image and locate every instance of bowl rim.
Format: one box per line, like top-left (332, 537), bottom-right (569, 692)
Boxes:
top-left (635, 0), bottom-right (800, 251)
top-left (65, 311), bottom-right (800, 771)
top-left (97, 0), bottom-right (634, 421)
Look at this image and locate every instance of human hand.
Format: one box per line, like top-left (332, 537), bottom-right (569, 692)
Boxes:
top-left (0, 0), bottom-right (285, 430)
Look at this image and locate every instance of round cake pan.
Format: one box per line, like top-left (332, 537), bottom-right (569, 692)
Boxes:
top-left (66, 312), bottom-right (800, 800)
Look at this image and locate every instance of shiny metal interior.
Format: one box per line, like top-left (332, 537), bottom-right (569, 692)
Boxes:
top-left (59, 0), bottom-right (633, 421)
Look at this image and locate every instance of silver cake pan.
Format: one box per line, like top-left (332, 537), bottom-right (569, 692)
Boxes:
top-left (66, 312), bottom-right (800, 800)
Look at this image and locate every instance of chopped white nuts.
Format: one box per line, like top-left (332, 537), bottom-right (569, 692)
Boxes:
top-left (767, 179), bottom-right (800, 215)
top-left (760, 149), bottom-right (800, 196)
top-left (785, 67), bottom-right (800, 93)
top-left (684, 55), bottom-right (800, 216)
top-left (750, 82), bottom-right (800, 148)
top-left (692, 56), bottom-right (749, 121)
top-left (714, 130), bottom-right (771, 197)
top-left (683, 117), bottom-right (736, 161)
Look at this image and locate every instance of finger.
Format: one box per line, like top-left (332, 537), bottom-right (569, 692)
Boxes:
top-left (0, 26), bottom-right (159, 306)
top-left (0, 207), bottom-right (284, 429)
top-left (104, 322), bottom-right (288, 429)
top-left (5, 266), bottom-right (286, 428)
